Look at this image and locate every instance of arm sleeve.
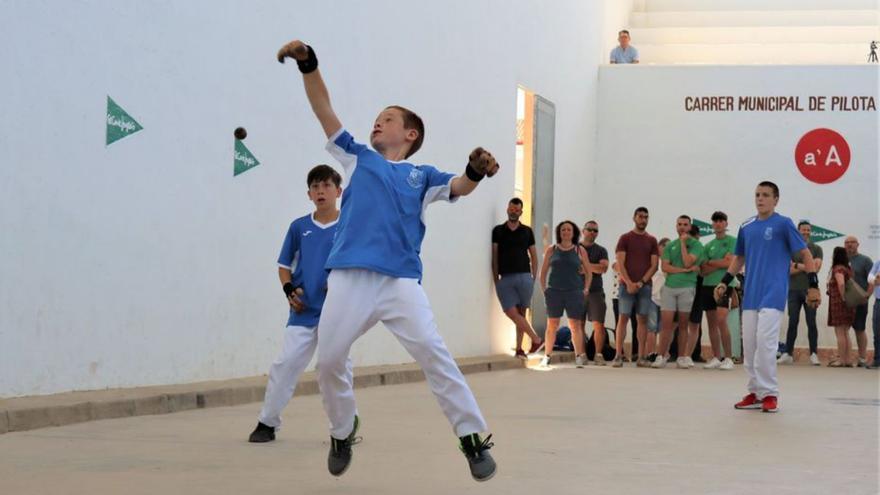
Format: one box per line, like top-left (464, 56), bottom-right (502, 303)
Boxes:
top-left (785, 219), bottom-right (807, 254)
top-left (491, 226), bottom-right (500, 244)
top-left (277, 222), bottom-right (300, 270)
top-left (421, 165), bottom-right (458, 206)
top-left (325, 129), bottom-right (366, 176)
top-left (734, 228), bottom-right (745, 257)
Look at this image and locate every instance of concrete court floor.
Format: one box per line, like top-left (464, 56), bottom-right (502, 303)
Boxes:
top-left (1, 363), bottom-right (878, 495)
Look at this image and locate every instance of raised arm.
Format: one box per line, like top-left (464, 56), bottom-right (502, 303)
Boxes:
top-left (277, 40), bottom-right (342, 138)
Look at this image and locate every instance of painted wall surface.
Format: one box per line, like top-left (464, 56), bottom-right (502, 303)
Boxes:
top-left (595, 65), bottom-right (879, 348)
top-left (0, 0), bottom-right (631, 397)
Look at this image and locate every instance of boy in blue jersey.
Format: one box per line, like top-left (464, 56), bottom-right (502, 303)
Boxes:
top-left (277, 40), bottom-right (499, 481)
top-left (713, 181), bottom-right (820, 413)
top-left (247, 165), bottom-right (349, 443)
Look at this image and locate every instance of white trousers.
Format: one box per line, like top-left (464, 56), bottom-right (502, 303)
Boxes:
top-left (741, 309), bottom-right (783, 399)
top-left (258, 324), bottom-right (353, 429)
top-left (317, 269), bottom-right (488, 439)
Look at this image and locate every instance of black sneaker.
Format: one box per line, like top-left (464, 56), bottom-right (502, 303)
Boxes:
top-left (459, 433), bottom-right (496, 482)
top-left (328, 415), bottom-right (360, 477)
top-left (248, 422), bottom-right (275, 443)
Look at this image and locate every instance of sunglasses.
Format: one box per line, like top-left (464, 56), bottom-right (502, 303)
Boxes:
top-left (583, 228), bottom-right (598, 232)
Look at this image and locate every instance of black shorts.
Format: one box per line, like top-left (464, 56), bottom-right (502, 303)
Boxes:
top-left (689, 288), bottom-right (704, 324)
top-left (853, 303), bottom-right (869, 331)
top-left (545, 288), bottom-right (586, 319)
top-left (583, 291), bottom-right (607, 323)
top-left (700, 285), bottom-right (731, 312)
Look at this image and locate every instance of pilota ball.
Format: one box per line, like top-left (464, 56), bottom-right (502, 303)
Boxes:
top-left (234, 127), bottom-right (247, 140)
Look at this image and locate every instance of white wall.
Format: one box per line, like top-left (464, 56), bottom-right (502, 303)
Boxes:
top-left (595, 65), bottom-right (879, 348)
top-left (0, 0), bottom-right (609, 397)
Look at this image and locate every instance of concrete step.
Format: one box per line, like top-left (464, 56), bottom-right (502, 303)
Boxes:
top-left (631, 26), bottom-right (880, 45)
top-left (636, 43), bottom-right (876, 64)
top-left (639, 0), bottom-right (879, 12)
top-left (0, 354), bottom-right (528, 434)
top-left (631, 10), bottom-right (880, 28)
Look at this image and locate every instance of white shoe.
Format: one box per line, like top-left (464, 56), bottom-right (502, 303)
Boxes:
top-left (651, 355), bottom-right (668, 368)
top-left (575, 354), bottom-right (586, 368)
top-left (809, 353), bottom-right (820, 366)
top-left (594, 354), bottom-right (607, 366)
top-left (683, 357), bottom-right (695, 368)
top-left (777, 353), bottom-right (794, 365)
top-left (703, 357), bottom-right (722, 369)
top-left (719, 358), bottom-right (734, 370)
top-left (539, 355), bottom-right (551, 368)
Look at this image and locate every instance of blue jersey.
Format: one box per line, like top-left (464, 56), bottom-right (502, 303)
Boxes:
top-left (325, 129), bottom-right (457, 279)
top-left (735, 213), bottom-right (806, 311)
top-left (277, 213), bottom-right (339, 327)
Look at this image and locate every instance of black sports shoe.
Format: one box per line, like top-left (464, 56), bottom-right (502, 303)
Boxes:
top-left (248, 422), bottom-right (275, 443)
top-left (459, 433), bottom-right (496, 482)
top-left (328, 415), bottom-right (360, 477)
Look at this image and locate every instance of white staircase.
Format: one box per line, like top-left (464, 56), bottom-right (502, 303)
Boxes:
top-left (629, 0), bottom-right (880, 64)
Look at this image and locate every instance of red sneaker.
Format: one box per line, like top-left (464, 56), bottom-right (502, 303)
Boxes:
top-left (761, 396), bottom-right (779, 413)
top-left (528, 339), bottom-right (545, 354)
top-left (734, 393), bottom-right (762, 410)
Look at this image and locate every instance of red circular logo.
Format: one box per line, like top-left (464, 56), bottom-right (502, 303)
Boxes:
top-left (794, 128), bottom-right (851, 184)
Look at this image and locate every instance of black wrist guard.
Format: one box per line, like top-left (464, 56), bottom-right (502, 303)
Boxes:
top-left (807, 272), bottom-right (819, 289)
top-left (720, 272), bottom-right (734, 286)
top-left (465, 164), bottom-right (484, 182)
top-left (297, 45), bottom-right (318, 74)
top-left (283, 282), bottom-right (295, 297)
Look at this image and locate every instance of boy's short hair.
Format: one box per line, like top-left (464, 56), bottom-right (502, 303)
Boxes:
top-left (757, 180), bottom-right (780, 198)
top-left (633, 206), bottom-right (649, 216)
top-left (307, 164), bottom-right (342, 187)
top-left (619, 30), bottom-right (630, 36)
top-left (711, 211), bottom-right (728, 222)
top-left (797, 220), bottom-right (812, 229)
top-left (509, 197), bottom-right (524, 206)
top-left (678, 214), bottom-right (692, 223)
top-left (386, 105), bottom-right (424, 158)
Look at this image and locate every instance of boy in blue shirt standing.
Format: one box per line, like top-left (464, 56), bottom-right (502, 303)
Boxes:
top-left (248, 165), bottom-right (348, 443)
top-left (278, 40), bottom-right (499, 481)
top-left (714, 181), bottom-right (821, 413)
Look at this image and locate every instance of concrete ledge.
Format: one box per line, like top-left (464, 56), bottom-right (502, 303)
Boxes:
top-left (0, 354), bottom-right (528, 434)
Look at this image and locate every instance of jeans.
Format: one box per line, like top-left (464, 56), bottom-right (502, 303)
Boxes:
top-left (785, 289), bottom-right (818, 354)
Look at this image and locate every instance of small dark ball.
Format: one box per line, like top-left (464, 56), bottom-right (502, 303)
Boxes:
top-left (234, 127), bottom-right (247, 140)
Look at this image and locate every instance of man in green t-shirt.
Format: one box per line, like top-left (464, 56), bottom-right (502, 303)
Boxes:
top-left (779, 220), bottom-right (823, 365)
top-left (653, 215), bottom-right (704, 369)
top-left (698, 211), bottom-right (737, 370)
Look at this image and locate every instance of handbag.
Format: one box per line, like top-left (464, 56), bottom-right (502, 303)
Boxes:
top-left (844, 279), bottom-right (869, 308)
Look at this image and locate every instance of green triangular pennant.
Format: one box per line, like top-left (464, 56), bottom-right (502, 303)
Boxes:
top-left (692, 219), bottom-right (713, 237)
top-left (106, 96), bottom-right (143, 145)
top-left (810, 224), bottom-right (844, 243)
top-left (234, 139), bottom-right (260, 176)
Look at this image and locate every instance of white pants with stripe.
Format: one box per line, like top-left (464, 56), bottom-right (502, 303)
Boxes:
top-left (741, 309), bottom-right (783, 399)
top-left (258, 324), bottom-right (353, 429)
top-left (317, 268), bottom-right (488, 439)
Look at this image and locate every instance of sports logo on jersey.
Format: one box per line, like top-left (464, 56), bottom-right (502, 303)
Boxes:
top-left (406, 168), bottom-right (425, 189)
top-left (764, 227), bottom-right (773, 240)
top-left (303, 230), bottom-right (313, 237)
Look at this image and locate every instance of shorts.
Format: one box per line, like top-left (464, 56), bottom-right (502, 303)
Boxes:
top-left (689, 288), bottom-right (703, 324)
top-left (618, 284), bottom-right (653, 316)
top-left (853, 303), bottom-right (868, 331)
top-left (495, 273), bottom-right (534, 311)
top-left (545, 288), bottom-right (586, 319)
top-left (583, 291), bottom-right (607, 322)
top-left (700, 285), bottom-right (732, 311)
top-left (660, 286), bottom-right (696, 313)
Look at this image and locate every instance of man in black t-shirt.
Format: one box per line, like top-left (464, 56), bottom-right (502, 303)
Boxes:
top-left (580, 220), bottom-right (610, 364)
top-left (492, 198), bottom-right (544, 358)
